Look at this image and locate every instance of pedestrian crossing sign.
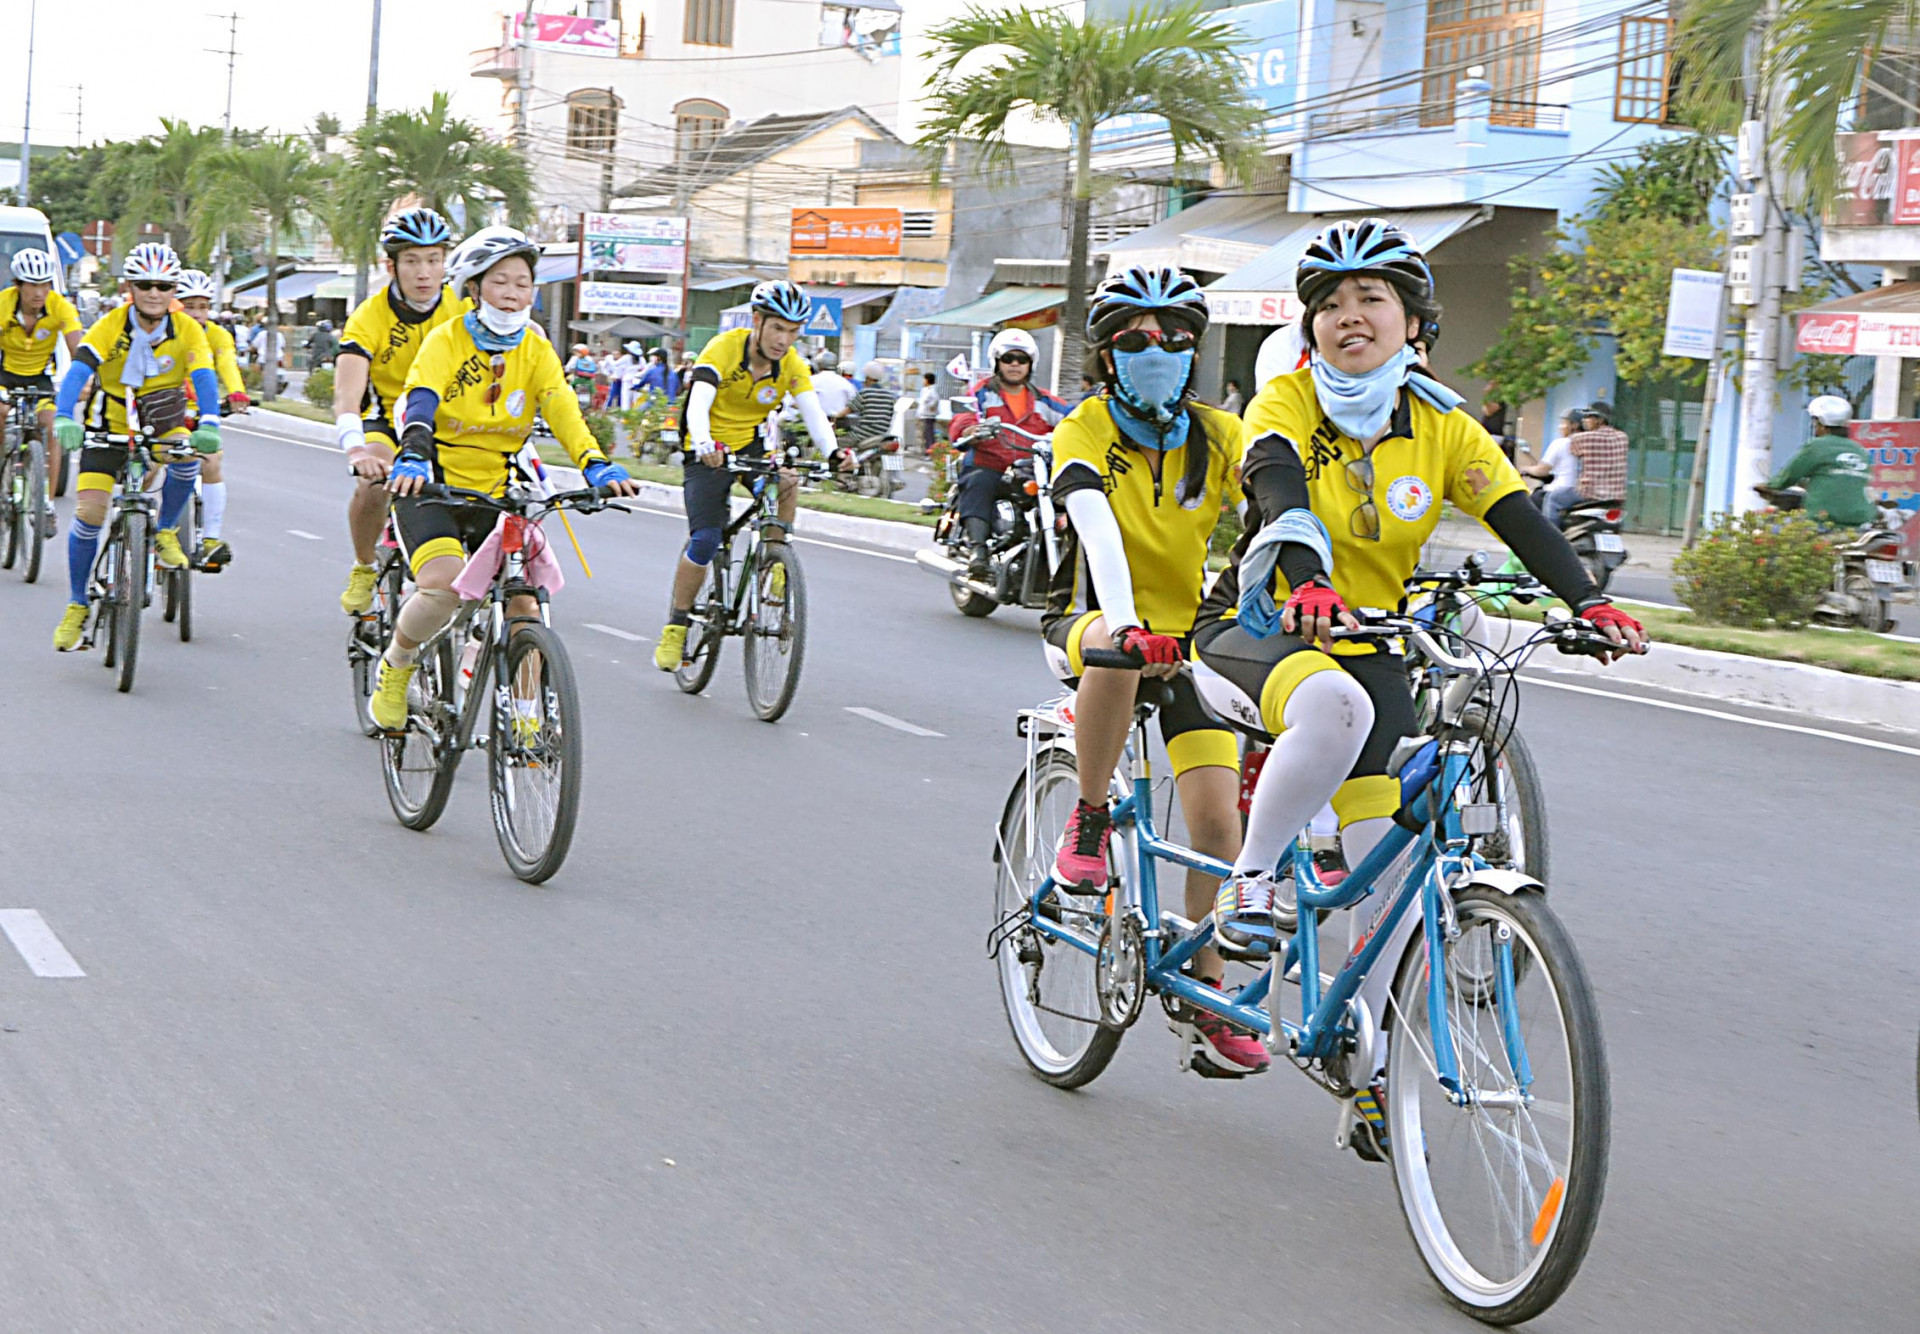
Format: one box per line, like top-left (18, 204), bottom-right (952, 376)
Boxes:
top-left (803, 298), bottom-right (843, 337)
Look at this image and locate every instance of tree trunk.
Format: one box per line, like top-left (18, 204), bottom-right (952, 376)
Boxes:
top-left (1059, 124), bottom-right (1095, 394)
top-left (263, 221), bottom-right (281, 403)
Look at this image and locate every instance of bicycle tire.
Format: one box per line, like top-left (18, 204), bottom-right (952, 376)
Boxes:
top-left (50, 440), bottom-right (68, 497)
top-left (488, 623), bottom-right (584, 883)
top-left (163, 566), bottom-right (179, 622)
top-left (381, 638), bottom-right (460, 831)
top-left (176, 565), bottom-right (192, 643)
top-left (20, 440), bottom-right (45, 584)
top-left (1385, 886), bottom-right (1609, 1324)
top-left (1457, 708), bottom-right (1550, 884)
top-left (115, 513), bottom-right (145, 694)
top-left (674, 562), bottom-right (725, 695)
top-left (743, 542), bottom-right (806, 722)
top-left (992, 747), bottom-right (1122, 1089)
top-left (0, 446), bottom-right (17, 570)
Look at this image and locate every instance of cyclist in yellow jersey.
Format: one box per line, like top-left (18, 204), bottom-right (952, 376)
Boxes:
top-left (650, 280), bottom-right (839, 671)
top-left (174, 270), bottom-right (247, 569)
top-left (50, 243), bottom-right (222, 650)
top-left (1, 248), bottom-right (84, 504)
top-left (1038, 266), bottom-right (1266, 1075)
top-left (335, 207), bottom-right (464, 615)
top-left (1189, 219), bottom-right (1646, 960)
top-left (367, 227), bottom-right (639, 731)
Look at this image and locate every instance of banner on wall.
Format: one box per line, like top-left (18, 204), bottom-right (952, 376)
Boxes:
top-left (579, 281), bottom-right (683, 320)
top-left (583, 214), bottom-right (688, 274)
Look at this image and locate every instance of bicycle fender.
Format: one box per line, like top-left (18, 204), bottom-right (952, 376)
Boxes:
top-left (1457, 867), bottom-right (1544, 896)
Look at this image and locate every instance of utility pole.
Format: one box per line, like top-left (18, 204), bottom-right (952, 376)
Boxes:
top-left (71, 85), bottom-right (82, 144)
top-left (209, 13), bottom-right (241, 300)
top-left (19, 0), bottom-right (37, 205)
top-left (1732, 0), bottom-right (1783, 514)
top-left (514, 0), bottom-right (538, 151)
top-left (353, 0), bottom-right (383, 307)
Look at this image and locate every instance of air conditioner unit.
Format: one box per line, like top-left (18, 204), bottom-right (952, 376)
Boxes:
top-left (1737, 121), bottom-right (1765, 180)
top-left (1727, 244), bottom-right (1756, 306)
top-left (1729, 193), bottom-right (1758, 239)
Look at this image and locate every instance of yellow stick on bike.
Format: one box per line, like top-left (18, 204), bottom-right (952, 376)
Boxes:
top-left (524, 447), bottom-right (594, 578)
top-left (557, 508), bottom-right (593, 578)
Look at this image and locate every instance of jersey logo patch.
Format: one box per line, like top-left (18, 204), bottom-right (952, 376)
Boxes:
top-left (505, 389), bottom-right (527, 417)
top-left (1384, 475), bottom-right (1433, 521)
top-left (35, 327), bottom-right (50, 340)
top-left (155, 354), bottom-right (175, 373)
top-left (755, 384), bottom-right (779, 405)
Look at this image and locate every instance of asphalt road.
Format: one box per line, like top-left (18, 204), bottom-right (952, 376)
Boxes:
top-left (1, 419), bottom-right (1916, 1333)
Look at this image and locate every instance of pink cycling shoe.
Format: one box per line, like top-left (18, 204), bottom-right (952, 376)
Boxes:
top-left (1052, 799), bottom-right (1113, 893)
top-left (1189, 1002), bottom-right (1271, 1074)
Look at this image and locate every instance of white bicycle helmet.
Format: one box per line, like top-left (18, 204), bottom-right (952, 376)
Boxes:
top-left (445, 225), bottom-right (541, 295)
top-left (987, 327), bottom-right (1039, 364)
top-left (123, 242), bottom-right (184, 284)
top-left (9, 248), bottom-right (59, 284)
top-left (177, 269), bottom-right (219, 301)
top-left (1807, 394), bottom-right (1853, 428)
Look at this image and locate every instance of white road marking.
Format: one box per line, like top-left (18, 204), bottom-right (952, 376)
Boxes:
top-left (845, 706), bottom-right (944, 737)
top-left (585, 622), bottom-right (648, 642)
top-left (1520, 675), bottom-right (1920, 758)
top-left (286, 529), bottom-right (324, 541)
top-left (0, 910), bottom-right (85, 978)
top-left (792, 534), bottom-right (916, 564)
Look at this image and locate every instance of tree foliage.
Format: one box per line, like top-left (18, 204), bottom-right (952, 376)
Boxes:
top-left (101, 120), bottom-right (228, 263)
top-left (349, 92), bottom-right (534, 233)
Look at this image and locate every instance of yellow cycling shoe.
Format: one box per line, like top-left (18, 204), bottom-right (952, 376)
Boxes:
top-left (52, 603), bottom-right (88, 652)
top-left (370, 659), bottom-right (418, 731)
top-left (340, 562), bottom-right (379, 615)
top-left (153, 528), bottom-right (189, 570)
top-left (765, 560), bottom-right (787, 602)
top-left (653, 623), bottom-right (688, 672)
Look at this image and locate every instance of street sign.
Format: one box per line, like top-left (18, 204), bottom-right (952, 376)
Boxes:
top-left (802, 298), bottom-right (842, 337)
top-left (81, 220), bottom-right (114, 257)
top-left (583, 214), bottom-right (687, 274)
top-left (579, 281), bottom-right (683, 320)
top-left (54, 232), bottom-right (85, 266)
top-left (1660, 268), bottom-right (1723, 359)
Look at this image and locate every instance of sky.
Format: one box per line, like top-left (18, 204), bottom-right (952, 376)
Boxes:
top-left (6, 0), bottom-right (505, 148)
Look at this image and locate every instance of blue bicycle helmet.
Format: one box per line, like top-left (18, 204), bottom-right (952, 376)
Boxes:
top-left (749, 280), bottom-right (812, 324)
top-left (1086, 265), bottom-right (1210, 348)
top-left (381, 207), bottom-right (455, 255)
top-left (1294, 218), bottom-right (1434, 314)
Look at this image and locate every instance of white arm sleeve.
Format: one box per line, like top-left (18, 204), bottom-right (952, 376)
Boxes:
top-left (686, 379), bottom-right (717, 444)
top-left (1063, 485), bottom-right (1141, 633)
top-left (793, 389), bottom-right (837, 452)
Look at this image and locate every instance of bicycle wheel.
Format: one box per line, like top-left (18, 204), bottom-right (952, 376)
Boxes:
top-left (348, 556), bottom-right (404, 737)
top-left (176, 565), bottom-right (192, 643)
top-left (1456, 709), bottom-right (1549, 883)
top-left (114, 513), bottom-right (146, 694)
top-left (991, 747), bottom-right (1122, 1088)
top-left (674, 561), bottom-right (725, 695)
top-left (380, 638), bottom-right (460, 831)
top-left (20, 439), bottom-right (45, 584)
top-left (0, 448), bottom-right (18, 570)
top-left (488, 623), bottom-right (584, 883)
top-left (49, 439), bottom-right (68, 497)
top-left (743, 542), bottom-right (806, 722)
top-left (1384, 887), bottom-right (1609, 1324)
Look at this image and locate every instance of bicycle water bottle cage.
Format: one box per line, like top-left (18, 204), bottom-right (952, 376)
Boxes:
top-left (135, 387), bottom-right (189, 438)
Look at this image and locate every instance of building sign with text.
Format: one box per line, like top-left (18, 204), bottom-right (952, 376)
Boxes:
top-left (579, 281), bottom-right (683, 320)
top-left (1851, 420), bottom-right (1920, 559)
top-left (509, 13), bottom-right (620, 57)
top-left (1829, 131), bottom-right (1920, 228)
top-left (583, 213), bottom-right (687, 274)
top-left (1205, 290), bottom-right (1303, 327)
top-left (790, 209), bottom-right (902, 257)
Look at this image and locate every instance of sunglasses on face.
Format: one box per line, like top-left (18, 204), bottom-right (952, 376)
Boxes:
top-left (996, 352), bottom-right (1032, 366)
top-left (1109, 328), bottom-right (1197, 355)
top-left (484, 353), bottom-right (506, 407)
top-left (131, 281), bottom-right (177, 293)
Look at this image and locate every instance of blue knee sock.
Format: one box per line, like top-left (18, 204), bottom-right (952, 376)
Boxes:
top-left (67, 518), bottom-right (102, 605)
top-left (159, 461), bottom-right (199, 531)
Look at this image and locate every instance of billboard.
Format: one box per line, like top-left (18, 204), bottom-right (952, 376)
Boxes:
top-left (1094, 0), bottom-right (1299, 148)
top-left (1206, 290), bottom-right (1302, 327)
top-left (1795, 309), bottom-right (1920, 357)
top-left (509, 13), bottom-right (620, 57)
top-left (583, 213), bottom-right (687, 274)
top-left (1829, 131), bottom-right (1920, 228)
top-left (790, 208), bottom-right (902, 257)
top-left (579, 281), bottom-right (683, 320)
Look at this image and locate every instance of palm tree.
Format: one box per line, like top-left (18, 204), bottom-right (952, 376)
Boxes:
top-left (352, 92), bottom-right (534, 233)
top-left (1677, 0), bottom-right (1920, 204)
top-left (919, 2), bottom-right (1267, 385)
top-left (110, 119), bottom-right (225, 262)
top-left (196, 137), bottom-right (334, 402)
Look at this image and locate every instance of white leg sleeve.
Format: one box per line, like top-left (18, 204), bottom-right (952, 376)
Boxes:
top-left (1233, 668), bottom-right (1374, 876)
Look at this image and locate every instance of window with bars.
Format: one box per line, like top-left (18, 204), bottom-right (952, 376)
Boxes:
top-left (1420, 0), bottom-right (1543, 129)
top-left (1614, 15), bottom-right (1681, 123)
top-left (674, 99), bottom-right (728, 161)
top-left (901, 210), bottom-right (937, 239)
top-left (684, 0), bottom-right (735, 47)
top-left (566, 90), bottom-right (619, 160)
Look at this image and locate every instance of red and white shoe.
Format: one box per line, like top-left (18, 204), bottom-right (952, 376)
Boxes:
top-left (1052, 800), bottom-right (1112, 893)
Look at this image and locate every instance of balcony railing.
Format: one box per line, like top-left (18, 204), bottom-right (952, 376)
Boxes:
top-left (1307, 100), bottom-right (1568, 139)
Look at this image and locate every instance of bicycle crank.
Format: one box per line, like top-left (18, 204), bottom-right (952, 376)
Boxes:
top-left (1095, 915), bottom-right (1146, 1031)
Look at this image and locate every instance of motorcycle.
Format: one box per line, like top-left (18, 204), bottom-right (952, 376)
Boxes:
top-left (1754, 485), bottom-right (1912, 632)
top-left (915, 421), bottom-right (1059, 618)
top-left (1556, 495), bottom-right (1628, 593)
top-left (825, 432), bottom-right (905, 498)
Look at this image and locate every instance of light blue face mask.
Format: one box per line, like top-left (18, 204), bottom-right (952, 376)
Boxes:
top-left (1110, 346), bottom-right (1194, 452)
top-left (1310, 344), bottom-right (1467, 440)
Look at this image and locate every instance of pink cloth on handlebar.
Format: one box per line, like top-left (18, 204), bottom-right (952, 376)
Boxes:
top-left (451, 513), bottom-right (565, 599)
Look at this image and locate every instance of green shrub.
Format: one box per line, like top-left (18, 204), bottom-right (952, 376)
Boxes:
top-left (581, 408), bottom-right (617, 455)
top-left (1673, 510), bottom-right (1834, 628)
top-left (304, 366), bottom-right (335, 410)
top-left (241, 363), bottom-right (263, 397)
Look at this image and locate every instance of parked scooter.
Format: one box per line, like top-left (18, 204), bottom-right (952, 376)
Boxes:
top-left (1753, 485), bottom-right (1912, 631)
top-left (826, 433), bottom-right (905, 497)
top-left (915, 421), bottom-right (1058, 618)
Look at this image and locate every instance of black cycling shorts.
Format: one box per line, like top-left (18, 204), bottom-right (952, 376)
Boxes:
top-left (0, 369), bottom-right (55, 415)
top-left (392, 491), bottom-right (498, 578)
top-left (682, 446), bottom-right (767, 533)
top-left (1041, 612), bottom-right (1238, 776)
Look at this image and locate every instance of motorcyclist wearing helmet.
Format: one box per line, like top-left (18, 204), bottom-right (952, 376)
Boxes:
top-left (808, 348), bottom-right (857, 423)
top-left (947, 326), bottom-right (1068, 578)
top-left (0, 247), bottom-right (84, 491)
top-left (652, 280), bottom-right (838, 672)
top-left (1766, 395), bottom-right (1873, 527)
top-left (366, 226), bottom-right (639, 731)
top-left (1039, 265), bottom-right (1264, 1074)
top-left (173, 269), bottom-right (246, 570)
top-left (1192, 218), bottom-right (1645, 975)
top-left (336, 206), bottom-right (465, 616)
top-left (50, 242), bottom-right (223, 651)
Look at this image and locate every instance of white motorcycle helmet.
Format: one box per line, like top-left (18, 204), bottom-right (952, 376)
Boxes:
top-left (1253, 322), bottom-right (1308, 388)
top-left (1807, 394), bottom-right (1853, 428)
top-left (987, 327), bottom-right (1039, 366)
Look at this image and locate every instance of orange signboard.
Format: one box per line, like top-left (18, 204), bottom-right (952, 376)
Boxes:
top-left (790, 208), bottom-right (902, 257)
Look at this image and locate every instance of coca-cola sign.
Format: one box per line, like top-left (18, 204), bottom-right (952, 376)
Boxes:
top-left (1796, 312), bottom-right (1859, 354)
top-left (1831, 132), bottom-right (1920, 227)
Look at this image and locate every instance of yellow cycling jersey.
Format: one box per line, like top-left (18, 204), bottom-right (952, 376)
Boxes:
top-left (76, 305), bottom-right (214, 435)
top-left (339, 284), bottom-right (464, 423)
top-left (0, 286), bottom-right (81, 376)
top-left (402, 318), bottom-right (607, 494)
top-left (199, 318), bottom-right (246, 398)
top-left (1045, 398), bottom-right (1247, 637)
top-left (1206, 367), bottom-right (1526, 626)
top-left (690, 327), bottom-right (814, 447)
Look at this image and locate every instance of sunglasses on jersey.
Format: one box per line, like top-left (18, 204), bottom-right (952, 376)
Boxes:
top-left (995, 352), bottom-right (1032, 366)
top-left (1344, 453), bottom-right (1381, 541)
top-left (484, 353), bottom-right (507, 407)
top-left (130, 281), bottom-right (177, 293)
top-left (1108, 328), bottom-right (1197, 354)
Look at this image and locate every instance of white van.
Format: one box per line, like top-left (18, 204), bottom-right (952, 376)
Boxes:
top-left (0, 205), bottom-right (64, 292)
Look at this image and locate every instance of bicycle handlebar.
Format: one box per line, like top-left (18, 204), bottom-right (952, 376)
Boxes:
top-left (414, 481), bottom-right (629, 516)
top-left (88, 431), bottom-right (197, 462)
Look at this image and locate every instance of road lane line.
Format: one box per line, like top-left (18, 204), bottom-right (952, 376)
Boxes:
top-left (585, 623), bottom-right (648, 642)
top-left (845, 707), bottom-right (944, 737)
top-left (792, 535), bottom-right (916, 564)
top-left (287, 529), bottom-right (324, 541)
top-left (1520, 675), bottom-right (1920, 758)
top-left (0, 910), bottom-right (85, 978)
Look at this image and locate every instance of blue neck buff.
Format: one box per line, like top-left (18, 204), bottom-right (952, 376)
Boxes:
top-left (464, 310), bottom-right (527, 354)
top-left (1309, 344), bottom-right (1466, 440)
top-left (1110, 345), bottom-right (1194, 452)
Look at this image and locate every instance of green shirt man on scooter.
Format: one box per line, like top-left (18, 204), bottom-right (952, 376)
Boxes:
top-left (1769, 395), bottom-right (1874, 527)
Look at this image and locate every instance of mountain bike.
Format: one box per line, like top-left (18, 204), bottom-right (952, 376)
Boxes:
top-left (989, 616), bottom-right (1622, 1323)
top-left (377, 481), bottom-right (622, 883)
top-left (0, 388), bottom-right (50, 583)
top-left (673, 448), bottom-right (831, 722)
top-left (79, 429), bottom-right (198, 694)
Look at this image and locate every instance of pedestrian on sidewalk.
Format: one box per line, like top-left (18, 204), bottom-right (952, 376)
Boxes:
top-left (916, 372), bottom-right (941, 453)
top-left (1566, 402), bottom-right (1629, 508)
top-left (1221, 378), bottom-right (1245, 415)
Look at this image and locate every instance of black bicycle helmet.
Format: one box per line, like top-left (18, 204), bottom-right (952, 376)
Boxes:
top-left (1086, 265), bottom-right (1211, 349)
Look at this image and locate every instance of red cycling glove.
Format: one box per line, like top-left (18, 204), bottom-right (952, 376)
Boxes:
top-left (1577, 601), bottom-right (1643, 638)
top-left (1112, 625), bottom-right (1183, 668)
top-left (1283, 577), bottom-right (1349, 632)
top-left (227, 392), bottom-right (250, 412)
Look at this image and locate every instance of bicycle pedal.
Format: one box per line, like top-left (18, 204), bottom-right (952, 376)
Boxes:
top-left (1187, 1049), bottom-right (1249, 1081)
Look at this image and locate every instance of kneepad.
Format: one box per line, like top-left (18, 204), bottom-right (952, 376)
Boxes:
top-left (685, 526), bottom-right (723, 566)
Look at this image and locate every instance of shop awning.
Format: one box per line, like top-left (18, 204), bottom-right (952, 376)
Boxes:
top-left (907, 286), bottom-right (1065, 328)
top-left (569, 316), bottom-right (677, 340)
top-left (229, 269), bottom-right (333, 306)
top-left (1796, 281), bottom-right (1920, 358)
top-left (535, 252), bottom-right (584, 285)
top-left (1203, 207), bottom-right (1490, 326)
top-left (1100, 194), bottom-right (1307, 276)
top-left (802, 283), bottom-right (893, 309)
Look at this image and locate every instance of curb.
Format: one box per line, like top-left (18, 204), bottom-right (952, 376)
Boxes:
top-left (243, 408), bottom-right (336, 447)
